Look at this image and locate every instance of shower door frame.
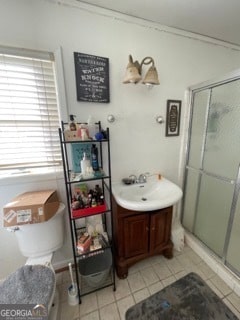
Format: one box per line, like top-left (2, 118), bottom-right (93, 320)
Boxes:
top-left (181, 67), bottom-right (240, 276)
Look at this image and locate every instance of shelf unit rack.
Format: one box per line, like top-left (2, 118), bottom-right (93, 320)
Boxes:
top-left (59, 121), bottom-right (116, 303)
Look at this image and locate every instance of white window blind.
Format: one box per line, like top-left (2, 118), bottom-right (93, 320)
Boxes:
top-left (0, 49), bottom-right (62, 172)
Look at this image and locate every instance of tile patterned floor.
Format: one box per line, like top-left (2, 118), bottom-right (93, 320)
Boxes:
top-left (56, 245), bottom-right (240, 320)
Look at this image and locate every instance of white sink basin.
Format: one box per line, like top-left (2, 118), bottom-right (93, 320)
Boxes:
top-left (112, 177), bottom-right (183, 211)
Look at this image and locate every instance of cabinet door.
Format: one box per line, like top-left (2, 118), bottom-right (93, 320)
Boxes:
top-left (150, 208), bottom-right (172, 253)
top-left (123, 214), bottom-right (149, 258)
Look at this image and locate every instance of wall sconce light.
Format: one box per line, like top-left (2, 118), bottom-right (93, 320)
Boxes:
top-left (123, 55), bottom-right (160, 86)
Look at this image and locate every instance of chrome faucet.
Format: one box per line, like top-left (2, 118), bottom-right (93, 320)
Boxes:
top-left (129, 174), bottom-right (137, 184)
top-left (138, 172), bottom-right (150, 183)
top-left (129, 172), bottom-right (150, 184)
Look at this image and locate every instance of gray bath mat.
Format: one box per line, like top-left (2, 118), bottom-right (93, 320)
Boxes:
top-left (126, 272), bottom-right (238, 320)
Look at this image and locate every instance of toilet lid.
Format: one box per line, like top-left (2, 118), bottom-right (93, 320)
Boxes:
top-left (0, 265), bottom-right (55, 306)
top-left (26, 253), bottom-right (53, 266)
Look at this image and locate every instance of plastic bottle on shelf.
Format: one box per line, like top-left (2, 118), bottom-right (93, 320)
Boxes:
top-left (87, 115), bottom-right (96, 139)
top-left (80, 153), bottom-right (90, 176)
top-left (77, 123), bottom-right (89, 140)
top-left (91, 144), bottom-right (99, 171)
top-left (81, 127), bottom-right (89, 141)
top-left (95, 184), bottom-right (102, 196)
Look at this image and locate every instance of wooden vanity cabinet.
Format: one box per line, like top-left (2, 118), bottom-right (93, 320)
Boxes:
top-left (112, 197), bottom-right (173, 278)
top-left (123, 213), bottom-right (149, 258)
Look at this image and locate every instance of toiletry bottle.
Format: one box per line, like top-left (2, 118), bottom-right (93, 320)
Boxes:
top-left (87, 115), bottom-right (96, 139)
top-left (80, 153), bottom-right (90, 176)
top-left (81, 127), bottom-right (89, 141)
top-left (91, 144), bottom-right (99, 171)
top-left (100, 195), bottom-right (104, 205)
top-left (95, 184), bottom-right (102, 196)
top-left (77, 123), bottom-right (89, 140)
top-left (69, 114), bottom-right (77, 131)
top-left (91, 197), bottom-right (97, 207)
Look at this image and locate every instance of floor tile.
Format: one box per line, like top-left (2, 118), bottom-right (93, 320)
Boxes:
top-left (197, 261), bottom-right (216, 280)
top-left (128, 258), bottom-right (151, 273)
top-left (97, 286), bottom-right (115, 308)
top-left (210, 275), bottom-right (232, 296)
top-left (187, 250), bottom-right (203, 265)
top-left (114, 278), bottom-right (131, 301)
top-left (79, 292), bottom-right (98, 316)
top-left (148, 280), bottom-right (164, 295)
top-left (80, 310), bottom-right (99, 320)
top-left (176, 252), bottom-right (194, 268)
top-left (162, 275), bottom-right (176, 287)
top-left (152, 262), bottom-right (172, 280)
top-left (133, 287), bottom-right (150, 303)
top-left (174, 270), bottom-right (188, 280)
top-left (116, 295), bottom-right (135, 320)
top-left (164, 257), bottom-right (184, 274)
top-left (127, 271), bottom-right (146, 293)
top-left (60, 301), bottom-right (79, 320)
top-left (58, 281), bottom-right (71, 303)
top-left (57, 245), bottom-right (240, 320)
top-left (186, 264), bottom-right (206, 281)
top-left (99, 302), bottom-right (120, 320)
top-left (234, 280), bottom-right (240, 297)
top-left (223, 298), bottom-right (240, 319)
top-left (140, 266), bottom-right (159, 286)
top-left (206, 279), bottom-right (224, 298)
top-left (149, 254), bottom-right (166, 265)
top-left (226, 291), bottom-right (240, 313)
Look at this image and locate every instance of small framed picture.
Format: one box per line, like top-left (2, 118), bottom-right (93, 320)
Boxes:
top-left (166, 100), bottom-right (181, 136)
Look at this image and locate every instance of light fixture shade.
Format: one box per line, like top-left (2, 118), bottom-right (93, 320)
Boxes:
top-left (142, 66), bottom-right (160, 85)
top-left (123, 55), bottom-right (142, 84)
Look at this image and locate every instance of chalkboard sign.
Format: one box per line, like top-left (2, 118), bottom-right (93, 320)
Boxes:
top-left (74, 52), bottom-right (110, 103)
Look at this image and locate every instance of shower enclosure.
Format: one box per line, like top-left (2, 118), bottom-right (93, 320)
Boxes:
top-left (182, 70), bottom-right (240, 277)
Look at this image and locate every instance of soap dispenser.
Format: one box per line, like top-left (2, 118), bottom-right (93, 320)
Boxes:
top-left (69, 114), bottom-right (77, 131)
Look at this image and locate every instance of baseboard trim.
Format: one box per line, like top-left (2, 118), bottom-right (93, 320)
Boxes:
top-left (53, 258), bottom-right (74, 273)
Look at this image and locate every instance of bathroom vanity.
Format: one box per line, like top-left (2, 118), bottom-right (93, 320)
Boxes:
top-left (112, 197), bottom-right (173, 278)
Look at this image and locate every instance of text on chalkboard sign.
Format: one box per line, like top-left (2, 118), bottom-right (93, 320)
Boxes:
top-left (74, 52), bottom-right (110, 103)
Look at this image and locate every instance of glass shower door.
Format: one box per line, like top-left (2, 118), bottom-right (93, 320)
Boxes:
top-left (226, 191), bottom-right (240, 273)
top-left (194, 174), bottom-right (235, 256)
top-left (193, 79), bottom-right (240, 259)
top-left (201, 80), bottom-right (240, 180)
top-left (182, 90), bottom-right (210, 232)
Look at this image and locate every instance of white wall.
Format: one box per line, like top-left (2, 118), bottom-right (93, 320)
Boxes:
top-left (1, 0), bottom-right (240, 279)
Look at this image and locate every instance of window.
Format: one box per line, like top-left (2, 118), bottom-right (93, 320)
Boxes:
top-left (0, 48), bottom-right (62, 174)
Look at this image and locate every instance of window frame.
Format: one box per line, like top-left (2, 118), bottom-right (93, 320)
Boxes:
top-left (0, 46), bottom-right (67, 178)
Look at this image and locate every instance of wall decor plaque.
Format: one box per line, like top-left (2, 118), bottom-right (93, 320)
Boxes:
top-left (166, 100), bottom-right (181, 136)
top-left (74, 52), bottom-right (110, 103)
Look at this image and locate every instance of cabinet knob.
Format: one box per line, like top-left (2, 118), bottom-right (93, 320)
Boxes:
top-left (146, 226), bottom-right (149, 231)
top-left (152, 227), bottom-right (155, 231)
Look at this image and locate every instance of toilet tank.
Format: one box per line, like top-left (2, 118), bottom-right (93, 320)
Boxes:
top-left (13, 203), bottom-right (65, 258)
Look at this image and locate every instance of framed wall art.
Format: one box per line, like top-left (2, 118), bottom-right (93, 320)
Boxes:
top-left (74, 52), bottom-right (110, 103)
top-left (165, 100), bottom-right (181, 136)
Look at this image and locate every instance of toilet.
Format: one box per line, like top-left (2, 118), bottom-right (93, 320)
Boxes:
top-left (1, 202), bottom-right (65, 320)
